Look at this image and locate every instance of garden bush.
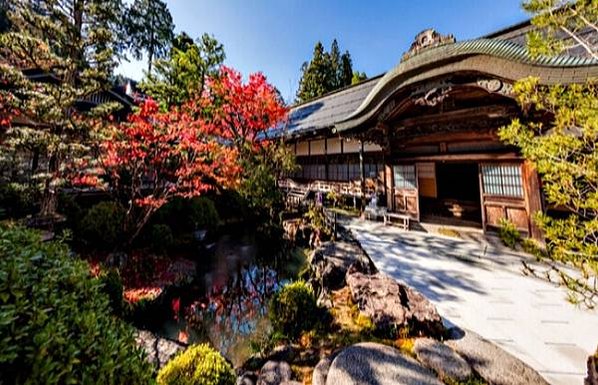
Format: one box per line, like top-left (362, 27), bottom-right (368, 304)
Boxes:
top-left (0, 183), bottom-right (37, 219)
top-left (188, 196), bottom-right (220, 230)
top-left (0, 225), bottom-right (154, 385)
top-left (151, 224), bottom-right (174, 253)
top-left (498, 218), bottom-right (521, 249)
top-left (79, 201), bottom-right (125, 249)
top-left (269, 280), bottom-right (320, 339)
top-left (99, 267), bottom-right (124, 316)
top-left (57, 193), bottom-right (84, 233)
top-left (157, 343), bottom-right (235, 385)
top-left (153, 196), bottom-right (220, 235)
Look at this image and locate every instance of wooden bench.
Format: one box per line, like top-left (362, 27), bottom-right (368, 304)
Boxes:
top-left (383, 212), bottom-right (410, 230)
top-left (364, 206), bottom-right (386, 221)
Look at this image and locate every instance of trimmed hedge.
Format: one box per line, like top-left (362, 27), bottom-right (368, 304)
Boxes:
top-left (79, 201), bottom-right (126, 249)
top-left (0, 225), bottom-right (154, 385)
top-left (157, 343), bottom-right (235, 385)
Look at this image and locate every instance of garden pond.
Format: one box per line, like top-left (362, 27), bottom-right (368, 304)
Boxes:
top-left (131, 228), bottom-right (307, 367)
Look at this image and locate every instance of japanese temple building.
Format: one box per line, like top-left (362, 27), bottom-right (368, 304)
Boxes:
top-left (279, 22), bottom-right (598, 239)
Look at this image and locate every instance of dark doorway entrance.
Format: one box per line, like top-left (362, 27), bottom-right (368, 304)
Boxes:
top-left (420, 162), bottom-right (482, 226)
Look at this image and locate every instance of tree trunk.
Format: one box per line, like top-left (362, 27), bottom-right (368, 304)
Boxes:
top-left (126, 207), bottom-right (155, 247)
top-left (30, 148), bottom-right (39, 178)
top-left (147, 7), bottom-right (155, 74)
top-left (40, 153), bottom-right (58, 217)
top-left (148, 46), bottom-right (153, 74)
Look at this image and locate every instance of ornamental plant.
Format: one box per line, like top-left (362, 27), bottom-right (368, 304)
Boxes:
top-left (157, 343), bottom-right (235, 385)
top-left (0, 224), bottom-right (154, 385)
top-left (269, 280), bottom-right (320, 339)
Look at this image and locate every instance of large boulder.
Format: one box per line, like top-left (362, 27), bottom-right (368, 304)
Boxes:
top-left (325, 342), bottom-right (443, 385)
top-left (135, 330), bottom-right (186, 369)
top-left (446, 328), bottom-right (549, 385)
top-left (413, 338), bottom-right (472, 381)
top-left (345, 270), bottom-right (443, 335)
top-left (309, 241), bottom-right (376, 292)
top-left (257, 361), bottom-right (292, 385)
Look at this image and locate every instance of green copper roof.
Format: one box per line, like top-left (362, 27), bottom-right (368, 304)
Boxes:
top-left (335, 38), bottom-right (598, 132)
top-left (431, 39), bottom-right (597, 67)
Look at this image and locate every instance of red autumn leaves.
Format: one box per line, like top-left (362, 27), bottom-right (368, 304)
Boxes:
top-left (98, 66), bottom-right (286, 237)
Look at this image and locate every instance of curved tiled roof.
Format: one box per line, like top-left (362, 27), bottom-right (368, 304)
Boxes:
top-left (335, 38), bottom-right (598, 132)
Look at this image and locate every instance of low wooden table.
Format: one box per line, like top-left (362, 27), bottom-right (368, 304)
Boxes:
top-left (383, 212), bottom-right (410, 230)
top-left (364, 206), bottom-right (386, 221)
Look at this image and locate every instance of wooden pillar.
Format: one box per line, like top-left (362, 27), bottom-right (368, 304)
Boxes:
top-left (359, 140), bottom-right (365, 210)
top-left (324, 138), bottom-right (329, 181)
top-left (385, 164), bottom-right (393, 210)
top-left (382, 153), bottom-right (387, 200)
top-left (522, 160), bottom-right (544, 241)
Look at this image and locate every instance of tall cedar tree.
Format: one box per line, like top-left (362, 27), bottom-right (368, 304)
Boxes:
top-left (329, 39), bottom-right (341, 89)
top-left (499, 0), bottom-right (598, 307)
top-left (141, 32), bottom-right (225, 108)
top-left (0, 0), bottom-right (124, 217)
top-left (296, 39), bottom-right (355, 103)
top-left (339, 50), bottom-right (353, 86)
top-left (126, 0), bottom-right (175, 73)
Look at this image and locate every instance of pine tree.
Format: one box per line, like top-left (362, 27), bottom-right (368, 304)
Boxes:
top-left (126, 0), bottom-right (175, 73)
top-left (141, 32), bottom-right (225, 108)
top-left (499, 0), bottom-right (598, 307)
top-left (523, 0), bottom-right (597, 59)
top-left (0, 0), bottom-right (124, 217)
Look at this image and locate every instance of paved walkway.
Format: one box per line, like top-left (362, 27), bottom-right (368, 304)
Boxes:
top-left (346, 219), bottom-right (598, 385)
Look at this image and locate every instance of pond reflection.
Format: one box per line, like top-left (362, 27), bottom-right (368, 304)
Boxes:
top-left (155, 232), bottom-right (288, 367)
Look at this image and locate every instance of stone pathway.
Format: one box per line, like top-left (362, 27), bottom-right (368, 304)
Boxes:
top-left (346, 219), bottom-right (598, 385)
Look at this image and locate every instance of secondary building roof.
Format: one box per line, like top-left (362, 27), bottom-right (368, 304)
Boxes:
top-left (280, 75), bottom-right (382, 139)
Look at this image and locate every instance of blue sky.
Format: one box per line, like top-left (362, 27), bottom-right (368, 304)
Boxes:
top-left (117, 0), bottom-right (529, 102)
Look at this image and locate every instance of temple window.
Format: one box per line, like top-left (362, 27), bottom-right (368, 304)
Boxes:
top-left (481, 164), bottom-right (524, 198)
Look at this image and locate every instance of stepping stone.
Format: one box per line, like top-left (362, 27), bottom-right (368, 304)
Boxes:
top-left (325, 342), bottom-right (443, 385)
top-left (446, 328), bottom-right (549, 385)
top-left (258, 361), bottom-right (292, 385)
top-left (413, 338), bottom-right (472, 381)
top-left (135, 329), bottom-right (186, 369)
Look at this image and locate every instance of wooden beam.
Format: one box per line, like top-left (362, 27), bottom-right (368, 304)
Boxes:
top-left (394, 152), bottom-right (521, 162)
top-left (402, 130), bottom-right (499, 145)
top-left (393, 105), bottom-right (516, 129)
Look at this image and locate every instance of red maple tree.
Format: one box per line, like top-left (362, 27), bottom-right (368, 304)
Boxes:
top-left (191, 66), bottom-right (287, 154)
top-left (98, 66), bottom-right (287, 243)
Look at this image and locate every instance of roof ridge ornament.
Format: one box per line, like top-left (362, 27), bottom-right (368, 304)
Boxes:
top-left (401, 29), bottom-right (456, 62)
